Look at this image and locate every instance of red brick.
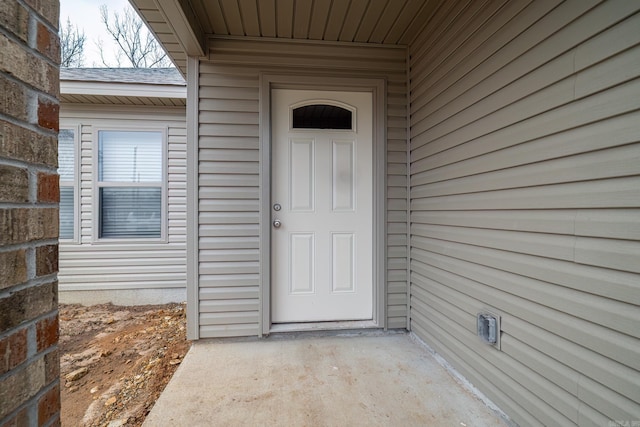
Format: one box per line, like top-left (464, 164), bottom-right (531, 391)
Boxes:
top-left (0, 1), bottom-right (61, 422)
top-left (0, 208), bottom-right (58, 245)
top-left (0, 73), bottom-right (29, 123)
top-left (0, 281), bottom-right (57, 331)
top-left (36, 245), bottom-right (58, 277)
top-left (0, 120), bottom-right (58, 167)
top-left (0, 165), bottom-right (29, 203)
top-left (0, 357), bottom-right (46, 419)
top-left (0, 249), bottom-right (27, 290)
top-left (0, 34), bottom-right (59, 97)
top-left (44, 348), bottom-right (59, 383)
top-left (37, 99), bottom-right (59, 132)
top-left (36, 22), bottom-right (59, 64)
top-left (22, 0), bottom-right (60, 29)
top-left (44, 62), bottom-right (60, 98)
top-left (37, 172), bottom-right (59, 203)
top-left (0, 329), bottom-right (27, 376)
top-left (37, 384), bottom-right (59, 426)
top-left (0, 1), bottom-right (29, 43)
top-left (0, 407), bottom-right (29, 427)
top-left (36, 314), bottom-right (58, 352)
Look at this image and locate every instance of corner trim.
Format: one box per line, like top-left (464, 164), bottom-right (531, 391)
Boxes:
top-left (258, 73), bottom-right (271, 337)
top-left (405, 47), bottom-right (412, 331)
top-left (186, 56), bottom-right (200, 340)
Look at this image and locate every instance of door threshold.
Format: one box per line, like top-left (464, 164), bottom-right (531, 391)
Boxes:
top-left (270, 320), bottom-right (377, 333)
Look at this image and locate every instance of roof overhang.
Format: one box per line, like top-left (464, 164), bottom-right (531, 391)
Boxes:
top-left (153, 0), bottom-right (206, 57)
top-left (61, 80), bottom-right (187, 99)
top-left (60, 78), bottom-right (186, 107)
top-left (129, 0), bottom-right (440, 75)
top-left (129, 0), bottom-right (207, 73)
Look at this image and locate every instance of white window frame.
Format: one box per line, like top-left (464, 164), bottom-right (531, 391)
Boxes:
top-left (92, 126), bottom-right (168, 243)
top-left (58, 123), bottom-right (80, 243)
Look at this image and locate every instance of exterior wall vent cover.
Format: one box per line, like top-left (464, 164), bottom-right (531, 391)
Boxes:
top-left (477, 312), bottom-right (501, 349)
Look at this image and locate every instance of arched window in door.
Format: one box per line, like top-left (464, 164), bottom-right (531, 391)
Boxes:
top-left (292, 104), bottom-right (353, 130)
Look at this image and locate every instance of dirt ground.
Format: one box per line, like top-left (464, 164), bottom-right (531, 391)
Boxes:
top-left (59, 303), bottom-right (190, 427)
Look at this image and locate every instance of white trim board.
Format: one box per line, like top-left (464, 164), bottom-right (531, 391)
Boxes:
top-left (61, 80), bottom-right (186, 99)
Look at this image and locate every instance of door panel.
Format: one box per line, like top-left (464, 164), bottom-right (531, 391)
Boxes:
top-left (289, 139), bottom-right (314, 211)
top-left (271, 89), bottom-right (373, 323)
top-left (332, 140), bottom-right (355, 211)
top-left (332, 233), bottom-right (355, 292)
top-left (290, 233), bottom-right (314, 294)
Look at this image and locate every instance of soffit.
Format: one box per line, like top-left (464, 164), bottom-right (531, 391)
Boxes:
top-left (129, 0), bottom-right (441, 74)
top-left (60, 68), bottom-right (187, 106)
top-left (191, 0), bottom-right (437, 44)
top-left (60, 93), bottom-right (187, 107)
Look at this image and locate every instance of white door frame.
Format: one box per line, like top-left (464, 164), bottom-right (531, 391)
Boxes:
top-left (259, 74), bottom-right (387, 335)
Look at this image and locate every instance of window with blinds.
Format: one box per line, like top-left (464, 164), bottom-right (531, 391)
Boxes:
top-left (97, 130), bottom-right (163, 239)
top-left (58, 129), bottom-right (75, 240)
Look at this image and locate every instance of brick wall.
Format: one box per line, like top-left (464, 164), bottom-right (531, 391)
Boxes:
top-left (0, 1), bottom-right (60, 426)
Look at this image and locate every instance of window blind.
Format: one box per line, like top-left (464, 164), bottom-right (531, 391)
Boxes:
top-left (99, 188), bottom-right (161, 238)
top-left (97, 130), bottom-right (163, 239)
top-left (99, 131), bottom-right (162, 182)
top-left (58, 129), bottom-right (75, 181)
top-left (59, 187), bottom-right (74, 239)
top-left (58, 129), bottom-right (75, 239)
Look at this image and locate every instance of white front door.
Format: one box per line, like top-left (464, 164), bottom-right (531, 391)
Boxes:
top-left (271, 89), bottom-right (373, 323)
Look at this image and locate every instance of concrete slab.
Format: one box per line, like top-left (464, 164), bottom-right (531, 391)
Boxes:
top-left (144, 332), bottom-right (508, 427)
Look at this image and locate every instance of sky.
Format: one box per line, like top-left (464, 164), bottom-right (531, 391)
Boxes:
top-left (60, 0), bottom-right (134, 67)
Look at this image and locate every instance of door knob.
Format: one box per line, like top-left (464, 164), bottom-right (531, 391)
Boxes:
top-left (273, 219), bottom-right (282, 228)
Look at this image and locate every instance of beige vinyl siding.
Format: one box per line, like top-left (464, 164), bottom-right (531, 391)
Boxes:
top-left (197, 38), bottom-right (408, 338)
top-left (197, 63), bottom-right (260, 338)
top-left (409, 1), bottom-right (640, 426)
top-left (387, 79), bottom-right (410, 329)
top-left (59, 105), bottom-right (187, 293)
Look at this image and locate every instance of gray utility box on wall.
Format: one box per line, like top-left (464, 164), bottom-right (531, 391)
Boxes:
top-left (477, 312), bottom-right (501, 349)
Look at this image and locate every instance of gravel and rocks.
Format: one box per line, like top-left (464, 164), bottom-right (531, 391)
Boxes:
top-left (59, 303), bottom-right (189, 427)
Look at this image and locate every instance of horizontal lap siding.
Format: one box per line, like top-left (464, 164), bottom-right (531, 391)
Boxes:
top-left (387, 79), bottom-right (409, 329)
top-left (198, 64), bottom-right (261, 338)
top-left (59, 106), bottom-right (187, 292)
top-left (198, 39), bottom-right (407, 337)
top-left (408, 1), bottom-right (640, 426)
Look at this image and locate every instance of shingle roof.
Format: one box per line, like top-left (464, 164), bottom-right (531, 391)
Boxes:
top-left (60, 68), bottom-right (185, 86)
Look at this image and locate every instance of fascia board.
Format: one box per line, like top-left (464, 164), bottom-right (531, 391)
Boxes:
top-left (155, 0), bottom-right (205, 57)
top-left (60, 80), bottom-right (187, 99)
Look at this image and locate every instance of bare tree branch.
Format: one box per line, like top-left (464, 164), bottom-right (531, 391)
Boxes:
top-left (96, 38), bottom-right (122, 68)
top-left (59, 17), bottom-right (86, 67)
top-left (98, 4), bottom-right (172, 68)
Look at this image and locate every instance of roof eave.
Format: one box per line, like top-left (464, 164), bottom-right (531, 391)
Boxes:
top-left (60, 80), bottom-right (187, 99)
top-left (128, 0), bottom-right (204, 74)
top-left (155, 0), bottom-right (205, 57)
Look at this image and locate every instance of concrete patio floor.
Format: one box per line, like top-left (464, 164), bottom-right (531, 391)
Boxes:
top-left (144, 332), bottom-right (509, 427)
